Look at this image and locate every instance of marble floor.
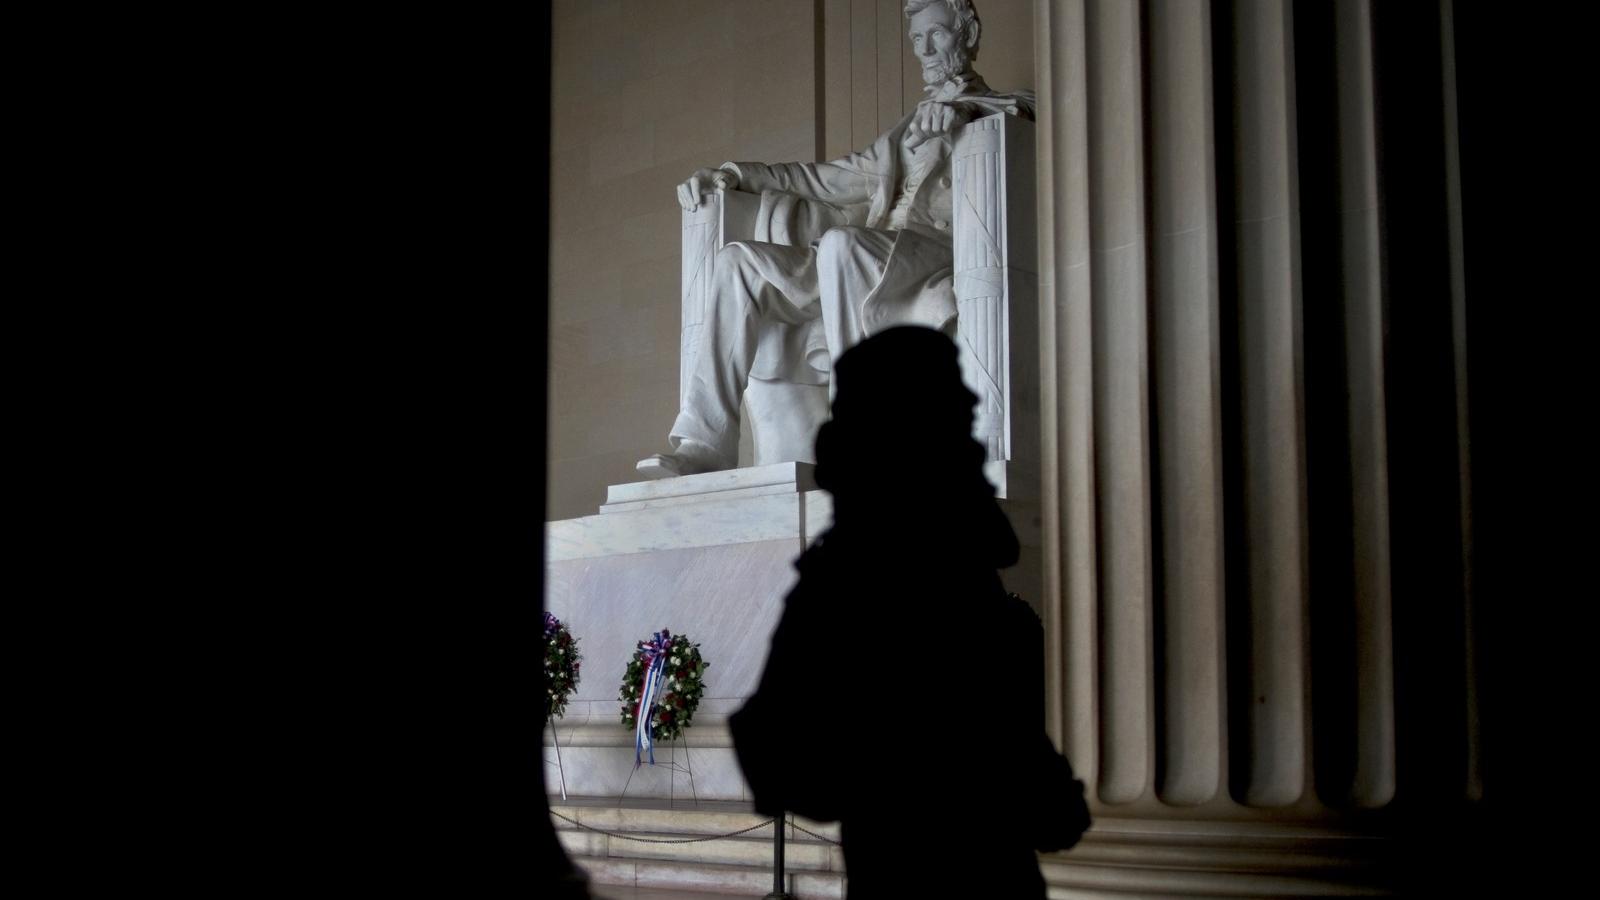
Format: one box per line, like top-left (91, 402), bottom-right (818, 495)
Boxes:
top-left (589, 886), bottom-right (764, 899)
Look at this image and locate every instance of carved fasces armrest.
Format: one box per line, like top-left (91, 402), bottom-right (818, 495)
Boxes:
top-left (951, 112), bottom-right (1036, 468)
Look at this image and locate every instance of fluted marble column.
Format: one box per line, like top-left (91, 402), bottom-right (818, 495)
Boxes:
top-left (1034, 0), bottom-right (1478, 894)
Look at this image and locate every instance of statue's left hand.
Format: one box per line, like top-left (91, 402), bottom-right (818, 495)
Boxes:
top-left (905, 101), bottom-right (974, 149)
top-left (677, 167), bottom-right (740, 212)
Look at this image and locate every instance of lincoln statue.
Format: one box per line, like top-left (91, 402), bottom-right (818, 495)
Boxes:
top-left (637, 0), bottom-right (1034, 479)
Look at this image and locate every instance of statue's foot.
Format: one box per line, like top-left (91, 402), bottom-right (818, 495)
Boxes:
top-left (634, 440), bottom-right (729, 480)
top-left (635, 454), bottom-right (696, 479)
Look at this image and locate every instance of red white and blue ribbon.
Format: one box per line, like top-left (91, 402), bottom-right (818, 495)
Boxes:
top-left (633, 630), bottom-right (671, 767)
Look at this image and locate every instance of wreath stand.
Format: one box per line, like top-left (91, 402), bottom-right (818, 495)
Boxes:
top-left (618, 729), bottom-right (698, 806)
top-left (544, 707), bottom-right (569, 801)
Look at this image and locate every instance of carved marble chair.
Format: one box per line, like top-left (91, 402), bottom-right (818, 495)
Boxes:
top-left (678, 113), bottom-right (1036, 495)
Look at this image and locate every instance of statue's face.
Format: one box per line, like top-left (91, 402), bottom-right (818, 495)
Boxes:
top-left (909, 3), bottom-right (966, 86)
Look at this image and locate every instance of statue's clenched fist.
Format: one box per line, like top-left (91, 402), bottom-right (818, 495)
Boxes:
top-left (677, 167), bottom-right (740, 211)
top-left (904, 101), bottom-right (973, 149)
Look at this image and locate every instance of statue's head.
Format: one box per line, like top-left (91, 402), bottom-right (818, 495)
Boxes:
top-left (905, 0), bottom-right (982, 87)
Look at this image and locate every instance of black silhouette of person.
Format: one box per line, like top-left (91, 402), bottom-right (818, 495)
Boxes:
top-left (730, 326), bottom-right (1089, 898)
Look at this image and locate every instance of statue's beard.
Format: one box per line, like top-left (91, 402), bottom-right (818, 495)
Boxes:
top-left (920, 48), bottom-right (972, 87)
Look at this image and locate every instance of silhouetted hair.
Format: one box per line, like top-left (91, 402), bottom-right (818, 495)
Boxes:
top-left (813, 326), bottom-right (987, 498)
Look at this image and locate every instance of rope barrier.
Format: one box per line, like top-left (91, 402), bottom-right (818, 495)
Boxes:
top-left (550, 810), bottom-right (842, 846)
top-left (790, 820), bottom-right (842, 845)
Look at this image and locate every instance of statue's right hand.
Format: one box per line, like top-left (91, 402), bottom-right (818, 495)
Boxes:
top-left (678, 167), bottom-right (739, 211)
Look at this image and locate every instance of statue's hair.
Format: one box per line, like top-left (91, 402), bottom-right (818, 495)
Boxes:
top-left (904, 0), bottom-right (982, 59)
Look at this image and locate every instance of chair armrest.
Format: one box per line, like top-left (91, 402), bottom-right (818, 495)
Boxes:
top-left (679, 189), bottom-right (763, 405)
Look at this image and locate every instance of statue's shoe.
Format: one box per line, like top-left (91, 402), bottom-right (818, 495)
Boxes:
top-left (635, 454), bottom-right (694, 479)
top-left (635, 441), bottom-right (729, 480)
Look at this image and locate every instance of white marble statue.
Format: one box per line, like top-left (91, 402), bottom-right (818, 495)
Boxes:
top-left (637, 0), bottom-right (1036, 479)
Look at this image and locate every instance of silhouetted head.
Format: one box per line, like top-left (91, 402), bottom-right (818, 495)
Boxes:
top-left (812, 325), bottom-right (1017, 563)
top-left (815, 326), bottom-right (986, 495)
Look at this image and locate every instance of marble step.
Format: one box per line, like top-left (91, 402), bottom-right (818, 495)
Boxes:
top-left (552, 798), bottom-right (845, 898)
top-left (577, 855), bottom-right (846, 899)
top-left (1037, 816), bottom-right (1395, 898)
top-left (556, 801), bottom-right (1395, 898)
top-left (558, 826), bottom-right (840, 872)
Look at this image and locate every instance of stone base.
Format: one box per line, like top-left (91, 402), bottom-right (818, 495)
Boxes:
top-left (546, 463), bottom-right (830, 805)
top-left (545, 460), bottom-right (1045, 801)
top-left (1038, 816), bottom-right (1396, 898)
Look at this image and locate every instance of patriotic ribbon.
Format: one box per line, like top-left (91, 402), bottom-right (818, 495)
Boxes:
top-left (633, 629), bottom-right (672, 767)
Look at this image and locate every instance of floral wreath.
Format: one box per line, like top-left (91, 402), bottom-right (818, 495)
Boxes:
top-left (543, 612), bottom-right (582, 718)
top-left (619, 629), bottom-right (709, 745)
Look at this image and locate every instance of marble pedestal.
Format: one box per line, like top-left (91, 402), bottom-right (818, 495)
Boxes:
top-left (544, 461), bottom-right (1042, 801)
top-left (544, 463), bottom-right (831, 801)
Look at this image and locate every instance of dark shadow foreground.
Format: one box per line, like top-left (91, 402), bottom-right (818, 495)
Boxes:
top-left (730, 327), bottom-right (1089, 898)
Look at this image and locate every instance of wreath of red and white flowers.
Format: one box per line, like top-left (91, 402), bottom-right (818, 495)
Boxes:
top-left (543, 612), bottom-right (582, 718)
top-left (618, 629), bottom-right (708, 743)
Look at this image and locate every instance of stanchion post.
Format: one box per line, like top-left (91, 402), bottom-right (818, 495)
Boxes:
top-left (763, 813), bottom-right (793, 899)
top-left (547, 707), bottom-right (567, 801)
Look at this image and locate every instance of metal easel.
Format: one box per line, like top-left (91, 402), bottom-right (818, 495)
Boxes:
top-left (618, 728), bottom-right (698, 805)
